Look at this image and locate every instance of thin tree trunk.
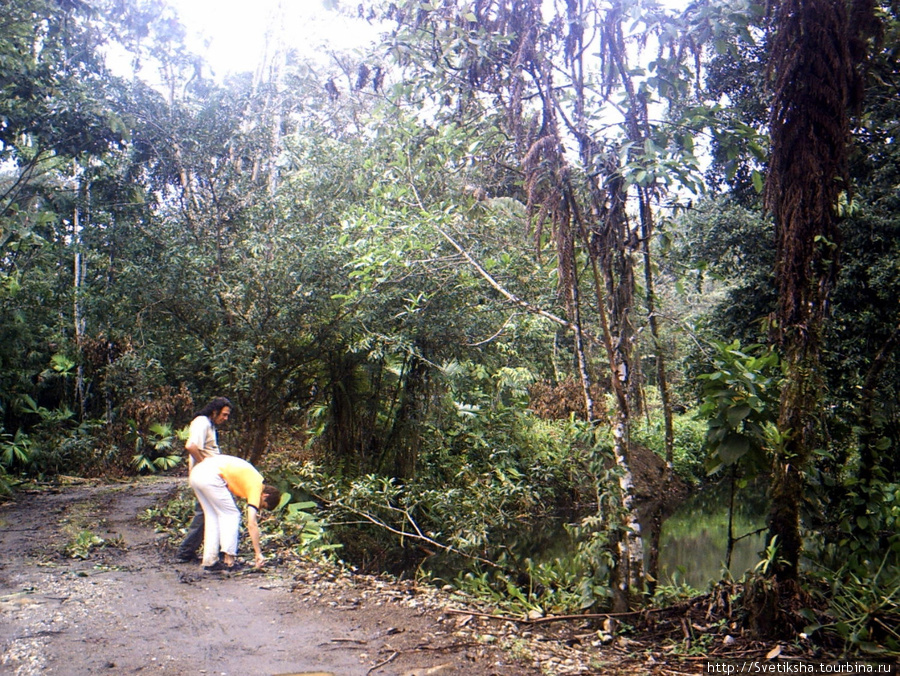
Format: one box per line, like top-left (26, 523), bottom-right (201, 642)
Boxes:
top-left (246, 415), bottom-right (269, 465)
top-left (562, 1), bottom-right (646, 604)
top-left (725, 465), bottom-right (737, 570)
top-left (584, 249), bottom-right (644, 611)
top-left (569, 266), bottom-right (595, 422)
top-left (73, 205), bottom-right (86, 420)
top-left (637, 188), bottom-right (675, 475)
top-left (637, 190), bottom-right (673, 593)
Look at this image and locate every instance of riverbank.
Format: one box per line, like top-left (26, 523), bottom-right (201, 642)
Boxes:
top-left (2, 475), bottom-right (889, 675)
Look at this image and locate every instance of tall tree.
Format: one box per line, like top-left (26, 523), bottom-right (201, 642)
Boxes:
top-left (374, 0), bottom-right (741, 608)
top-left (0, 0), bottom-right (132, 425)
top-left (763, 0), bottom-right (876, 584)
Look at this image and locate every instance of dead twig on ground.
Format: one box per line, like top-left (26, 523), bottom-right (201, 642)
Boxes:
top-left (444, 603), bottom-right (691, 626)
top-left (367, 650), bottom-right (398, 674)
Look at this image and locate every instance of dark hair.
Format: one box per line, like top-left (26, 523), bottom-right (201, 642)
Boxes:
top-left (260, 485), bottom-right (281, 510)
top-left (196, 396), bottom-right (233, 419)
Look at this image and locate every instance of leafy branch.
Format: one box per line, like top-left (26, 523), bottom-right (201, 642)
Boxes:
top-left (314, 489), bottom-right (501, 569)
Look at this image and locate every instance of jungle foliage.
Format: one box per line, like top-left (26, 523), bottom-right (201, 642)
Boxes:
top-left (2, 0), bottom-right (899, 657)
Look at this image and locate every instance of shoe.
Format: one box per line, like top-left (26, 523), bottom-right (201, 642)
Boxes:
top-left (202, 561), bottom-right (227, 573)
top-left (226, 560), bottom-right (247, 571)
top-left (176, 554), bottom-right (198, 564)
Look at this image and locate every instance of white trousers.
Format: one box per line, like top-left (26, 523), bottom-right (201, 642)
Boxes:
top-left (189, 459), bottom-right (241, 566)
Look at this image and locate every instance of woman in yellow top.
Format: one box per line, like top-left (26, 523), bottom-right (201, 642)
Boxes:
top-left (189, 454), bottom-right (281, 571)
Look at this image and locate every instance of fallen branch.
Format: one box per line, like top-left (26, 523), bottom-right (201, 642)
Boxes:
top-left (444, 601), bottom-right (692, 626)
top-left (311, 492), bottom-right (501, 569)
top-left (366, 650), bottom-right (397, 674)
top-left (412, 642), bottom-right (482, 652)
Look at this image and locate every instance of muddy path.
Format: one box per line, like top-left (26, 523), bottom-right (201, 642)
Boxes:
top-left (0, 476), bottom-right (541, 676)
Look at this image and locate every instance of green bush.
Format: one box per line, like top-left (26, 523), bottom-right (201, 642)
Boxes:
top-left (128, 421), bottom-right (182, 474)
top-left (278, 405), bottom-right (589, 577)
top-left (672, 414), bottom-right (710, 482)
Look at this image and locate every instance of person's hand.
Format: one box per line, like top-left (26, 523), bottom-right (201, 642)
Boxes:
top-left (254, 553), bottom-right (265, 568)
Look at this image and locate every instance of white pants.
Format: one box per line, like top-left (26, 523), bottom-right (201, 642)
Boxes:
top-left (189, 459), bottom-right (241, 567)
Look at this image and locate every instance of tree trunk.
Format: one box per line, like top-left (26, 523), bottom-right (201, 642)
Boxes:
top-left (764, 0), bottom-right (869, 582)
top-left (610, 410), bottom-right (644, 611)
top-left (246, 415), bottom-right (270, 466)
top-left (585, 245), bottom-right (644, 610)
top-left (569, 257), bottom-right (596, 422)
top-left (381, 357), bottom-right (428, 479)
top-left (637, 188), bottom-right (675, 475)
top-left (73, 204), bottom-right (86, 420)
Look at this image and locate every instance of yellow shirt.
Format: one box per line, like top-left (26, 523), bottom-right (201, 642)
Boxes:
top-left (214, 455), bottom-right (264, 509)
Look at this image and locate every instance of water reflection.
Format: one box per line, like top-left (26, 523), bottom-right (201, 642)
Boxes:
top-left (656, 480), bottom-right (768, 590)
top-left (423, 480), bottom-right (769, 594)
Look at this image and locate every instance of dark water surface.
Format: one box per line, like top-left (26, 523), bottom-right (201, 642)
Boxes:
top-left (425, 481), bottom-right (769, 594)
top-left (657, 481), bottom-right (768, 590)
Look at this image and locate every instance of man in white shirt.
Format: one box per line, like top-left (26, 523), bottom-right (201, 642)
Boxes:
top-left (175, 397), bottom-right (232, 562)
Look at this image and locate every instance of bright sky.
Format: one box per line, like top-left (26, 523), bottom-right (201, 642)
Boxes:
top-left (168, 0), bottom-right (383, 77)
top-left (148, 1), bottom-right (691, 82)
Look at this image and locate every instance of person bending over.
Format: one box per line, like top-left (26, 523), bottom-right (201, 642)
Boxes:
top-left (176, 396), bottom-right (232, 563)
top-left (189, 453), bottom-right (281, 570)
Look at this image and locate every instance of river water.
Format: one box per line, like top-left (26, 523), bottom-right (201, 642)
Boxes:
top-left (657, 480), bottom-right (768, 590)
top-left (424, 480), bottom-right (770, 593)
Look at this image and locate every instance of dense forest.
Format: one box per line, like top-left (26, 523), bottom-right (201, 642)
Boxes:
top-left (1, 0), bottom-right (898, 660)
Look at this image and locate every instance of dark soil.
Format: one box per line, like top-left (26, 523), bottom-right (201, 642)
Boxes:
top-left (0, 476), bottom-right (541, 676)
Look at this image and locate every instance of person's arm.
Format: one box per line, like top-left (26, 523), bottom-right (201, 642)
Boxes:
top-left (246, 506), bottom-right (265, 568)
top-left (185, 439), bottom-right (204, 465)
top-left (185, 417), bottom-right (208, 465)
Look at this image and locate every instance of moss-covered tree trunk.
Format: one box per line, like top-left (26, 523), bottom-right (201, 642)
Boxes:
top-left (763, 0), bottom-right (874, 588)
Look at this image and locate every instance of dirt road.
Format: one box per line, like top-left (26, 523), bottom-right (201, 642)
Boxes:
top-left (0, 476), bottom-right (540, 676)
